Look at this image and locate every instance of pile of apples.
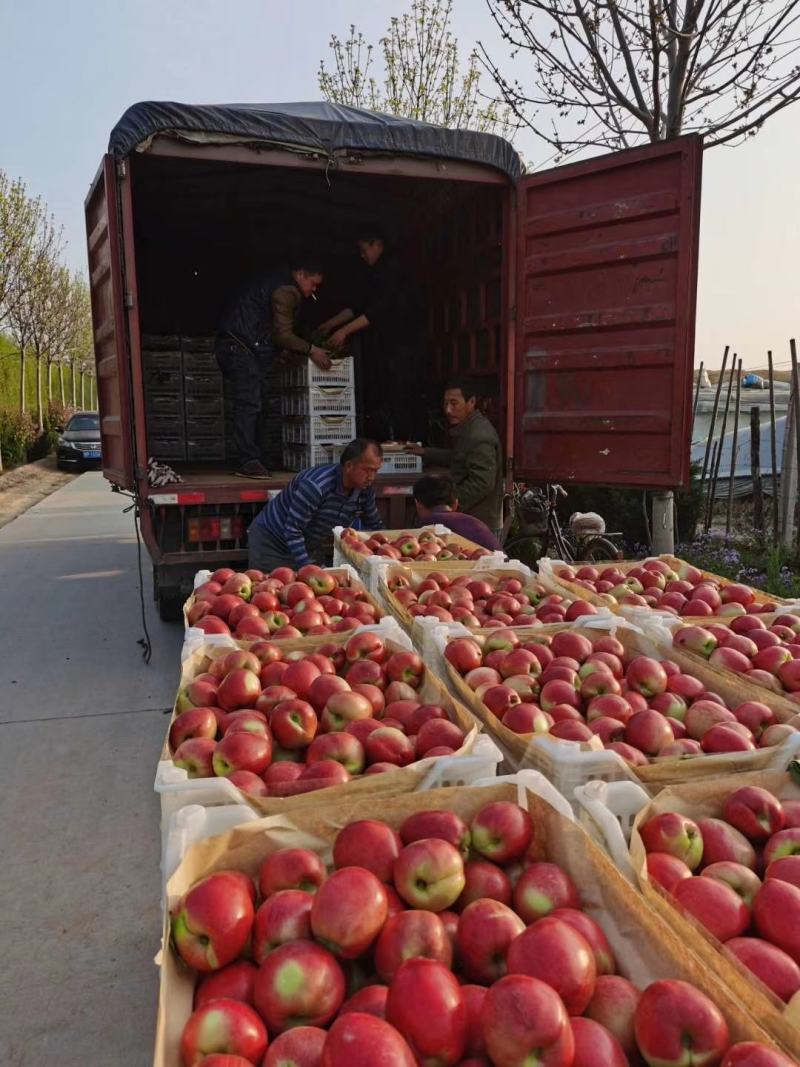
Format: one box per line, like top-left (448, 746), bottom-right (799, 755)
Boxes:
top-left (640, 785), bottom-right (800, 1011)
top-left (673, 615), bottom-right (800, 699)
top-left (186, 565), bottom-right (382, 640)
top-left (555, 558), bottom-right (779, 619)
top-left (386, 568), bottom-right (597, 629)
top-left (340, 526), bottom-right (492, 562)
top-left (170, 798), bottom-right (795, 1066)
top-left (443, 627), bottom-right (798, 763)
top-left (170, 632), bottom-right (468, 797)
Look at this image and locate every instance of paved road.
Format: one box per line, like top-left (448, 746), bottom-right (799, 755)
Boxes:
top-left (0, 473), bottom-right (183, 1066)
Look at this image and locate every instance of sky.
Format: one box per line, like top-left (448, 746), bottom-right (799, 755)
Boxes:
top-left (1, 0), bottom-right (798, 371)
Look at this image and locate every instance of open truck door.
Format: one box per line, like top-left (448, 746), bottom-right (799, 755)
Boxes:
top-left (84, 156), bottom-right (135, 490)
top-left (512, 135), bottom-right (702, 488)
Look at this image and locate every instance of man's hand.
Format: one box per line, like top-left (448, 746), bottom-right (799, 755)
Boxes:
top-left (310, 346), bottom-right (333, 371)
top-left (329, 328), bottom-right (349, 350)
top-left (405, 442), bottom-right (424, 456)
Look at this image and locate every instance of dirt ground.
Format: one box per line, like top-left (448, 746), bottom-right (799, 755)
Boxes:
top-left (0, 456), bottom-right (77, 529)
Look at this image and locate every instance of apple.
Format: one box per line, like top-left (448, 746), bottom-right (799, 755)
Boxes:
top-left (321, 1013), bottom-right (416, 1067)
top-left (626, 656), bottom-right (668, 697)
top-left (456, 898), bottom-right (525, 983)
top-left (353, 683), bottom-right (385, 716)
top-left (170, 708), bottom-right (219, 751)
top-left (320, 690), bottom-right (373, 732)
top-left (227, 770), bottom-right (269, 797)
top-left (549, 907), bottom-right (615, 974)
top-left (504, 703), bottom-right (553, 735)
top-left (264, 1026), bottom-right (327, 1066)
top-left (254, 940), bottom-right (346, 1033)
top-left (415, 719), bottom-right (464, 757)
top-left (480, 974), bottom-right (574, 1067)
top-left (696, 817), bottom-right (757, 870)
top-left (393, 838), bottom-right (466, 912)
top-left (333, 820), bottom-right (402, 883)
top-left (625, 709), bottom-right (675, 755)
top-left (701, 861), bottom-right (762, 905)
top-left (456, 860), bottom-right (512, 910)
top-left (385, 650), bottom-right (424, 688)
top-left (306, 731), bottom-right (365, 775)
top-left (570, 1016), bottom-right (629, 1067)
top-left (512, 862), bottom-right (579, 924)
top-left (461, 984), bottom-right (488, 1059)
top-left (365, 727), bottom-right (416, 767)
top-left (507, 915), bottom-right (597, 1014)
top-left (172, 871), bottom-right (255, 972)
top-left (194, 960), bottom-right (258, 1010)
top-left (766, 855), bottom-right (800, 889)
top-left (470, 801), bottom-right (533, 863)
top-left (269, 700), bottom-right (317, 750)
top-left (345, 659), bottom-right (385, 688)
top-left (213, 731), bottom-right (272, 777)
top-left (399, 810), bottom-right (470, 856)
top-left (252, 889), bottom-right (313, 962)
top-left (586, 975), bottom-right (641, 1056)
top-left (374, 909), bottom-right (452, 982)
top-left (386, 958), bottom-right (467, 1066)
top-left (297, 759), bottom-right (351, 788)
top-left (180, 998), bottom-right (267, 1066)
top-left (177, 678), bottom-right (220, 713)
top-left (256, 684), bottom-right (295, 714)
top-left (340, 985), bottom-right (389, 1019)
top-left (216, 668), bottom-right (261, 712)
top-left (701, 723), bottom-right (757, 754)
top-left (223, 710), bottom-right (268, 737)
top-left (763, 827), bottom-right (800, 867)
top-left (482, 684), bottom-right (523, 719)
top-left (721, 1044), bottom-right (798, 1067)
top-left (258, 848), bottom-right (326, 897)
top-left (640, 812), bottom-right (704, 869)
top-left (734, 702), bottom-right (778, 738)
top-left (310, 866), bottom-right (388, 959)
top-left (607, 741), bottom-right (649, 766)
top-left (726, 937), bottom-right (800, 1003)
top-left (445, 638), bottom-right (484, 674)
top-left (646, 852), bottom-right (693, 894)
top-left (308, 673), bottom-right (350, 712)
top-left (673, 876), bottom-right (750, 941)
top-left (723, 786), bottom-right (786, 842)
top-left (753, 877), bottom-right (800, 962)
top-left (634, 980), bottom-right (729, 1067)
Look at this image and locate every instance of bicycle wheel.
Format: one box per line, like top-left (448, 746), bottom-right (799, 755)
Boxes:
top-left (580, 537), bottom-right (620, 563)
top-left (503, 536), bottom-right (545, 568)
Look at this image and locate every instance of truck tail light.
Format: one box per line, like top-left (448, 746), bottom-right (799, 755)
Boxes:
top-left (186, 515), bottom-right (244, 542)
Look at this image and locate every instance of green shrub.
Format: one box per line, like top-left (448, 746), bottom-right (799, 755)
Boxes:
top-left (0, 410), bottom-right (37, 467)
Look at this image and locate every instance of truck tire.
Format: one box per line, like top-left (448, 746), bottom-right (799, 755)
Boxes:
top-left (157, 585), bottom-right (184, 622)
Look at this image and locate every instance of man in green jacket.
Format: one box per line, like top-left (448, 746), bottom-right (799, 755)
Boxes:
top-left (409, 378), bottom-right (504, 537)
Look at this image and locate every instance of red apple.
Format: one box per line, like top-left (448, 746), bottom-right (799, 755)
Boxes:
top-left (626, 656), bottom-right (668, 697)
top-left (399, 810), bottom-right (470, 856)
top-left (470, 801), bottom-right (533, 863)
top-left (723, 786), bottom-right (786, 842)
top-left (252, 889), bottom-right (313, 962)
top-left (310, 866), bottom-right (388, 959)
top-left (456, 898), bottom-right (525, 983)
top-left (258, 848), bottom-right (326, 898)
top-left (697, 817), bottom-right (757, 869)
top-left (512, 862), bottom-right (579, 923)
top-left (386, 958), bottom-right (467, 1066)
top-left (306, 731), bottom-right (365, 774)
top-left (333, 820), bottom-right (402, 883)
top-left (264, 1026), bottom-right (326, 1066)
top-left (254, 940), bottom-right (345, 1033)
top-left (172, 871), bottom-right (255, 972)
top-left (673, 876), bottom-right (750, 941)
top-left (549, 907), bottom-right (615, 974)
top-left (726, 937), bottom-right (800, 1003)
top-left (340, 985), bottom-right (389, 1019)
top-left (180, 998), bottom-right (267, 1066)
top-left (701, 861), bottom-right (762, 905)
top-left (763, 827), bottom-right (800, 867)
top-left (194, 960), bottom-right (258, 1010)
top-left (721, 1043), bottom-right (798, 1067)
top-left (393, 838), bottom-right (466, 912)
top-left (634, 980), bottom-right (729, 1067)
top-left (647, 852), bottom-right (693, 894)
top-left (213, 731), bottom-right (272, 777)
top-left (321, 1012), bottom-right (416, 1067)
top-left (586, 975), bottom-right (641, 1056)
top-left (640, 812), bottom-right (704, 869)
top-left (570, 1016), bottom-right (628, 1067)
top-left (456, 860), bottom-right (512, 910)
top-left (625, 708), bottom-right (675, 755)
top-left (170, 707), bottom-right (219, 751)
top-left (766, 855), bottom-right (800, 889)
top-left (753, 877), bottom-right (800, 962)
top-left (506, 915), bottom-right (597, 1014)
top-left (374, 909), bottom-right (452, 982)
top-left (445, 638), bottom-right (484, 674)
top-left (269, 699), bottom-right (317, 750)
top-left (480, 974), bottom-right (574, 1067)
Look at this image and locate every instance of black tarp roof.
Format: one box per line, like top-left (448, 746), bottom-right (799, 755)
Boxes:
top-left (108, 100), bottom-right (522, 181)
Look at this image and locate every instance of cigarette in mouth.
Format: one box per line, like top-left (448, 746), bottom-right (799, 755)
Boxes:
top-left (311, 293), bottom-right (318, 302)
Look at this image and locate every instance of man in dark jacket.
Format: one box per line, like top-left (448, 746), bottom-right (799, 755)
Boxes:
top-left (412, 474), bottom-right (502, 551)
top-left (215, 254), bottom-right (333, 479)
top-left (410, 378), bottom-right (504, 537)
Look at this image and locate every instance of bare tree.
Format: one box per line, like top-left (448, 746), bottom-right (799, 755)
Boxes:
top-left (480, 0), bottom-right (800, 160)
top-left (0, 173), bottom-right (62, 328)
top-left (63, 275), bottom-right (93, 408)
top-left (319, 0), bottom-right (511, 134)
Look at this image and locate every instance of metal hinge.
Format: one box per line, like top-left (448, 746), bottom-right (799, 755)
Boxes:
top-left (124, 291), bottom-right (134, 308)
top-left (116, 160), bottom-right (127, 180)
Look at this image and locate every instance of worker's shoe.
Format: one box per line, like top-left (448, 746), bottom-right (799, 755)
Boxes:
top-left (235, 460), bottom-right (271, 479)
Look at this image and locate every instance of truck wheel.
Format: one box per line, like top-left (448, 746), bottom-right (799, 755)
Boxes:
top-left (157, 586), bottom-right (184, 622)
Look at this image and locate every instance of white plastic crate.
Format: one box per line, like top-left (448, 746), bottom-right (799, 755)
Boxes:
top-left (283, 443), bottom-right (342, 470)
top-left (379, 452), bottom-right (423, 475)
top-left (279, 357), bottom-right (355, 389)
top-left (280, 383), bottom-right (356, 417)
top-left (282, 414), bottom-right (357, 446)
top-left (161, 765), bottom-right (567, 890)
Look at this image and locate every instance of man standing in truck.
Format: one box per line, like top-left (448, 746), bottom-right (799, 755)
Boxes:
top-left (247, 438), bottom-right (384, 570)
top-left (215, 254), bottom-right (333, 479)
top-left (409, 378), bottom-right (504, 540)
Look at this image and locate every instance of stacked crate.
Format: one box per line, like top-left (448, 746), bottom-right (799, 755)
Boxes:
top-left (279, 357), bottom-right (357, 470)
top-left (142, 336), bottom-right (227, 464)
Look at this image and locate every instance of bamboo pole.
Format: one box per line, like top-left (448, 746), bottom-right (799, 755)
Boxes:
top-left (705, 440), bottom-right (719, 531)
top-left (768, 351), bottom-right (779, 544)
top-left (700, 346), bottom-right (729, 493)
top-left (705, 359), bottom-right (736, 532)
top-left (692, 360), bottom-right (704, 424)
top-left (725, 358), bottom-right (743, 535)
top-left (751, 407), bottom-right (763, 541)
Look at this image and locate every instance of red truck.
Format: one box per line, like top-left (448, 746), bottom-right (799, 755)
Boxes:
top-left (85, 101), bottom-right (701, 619)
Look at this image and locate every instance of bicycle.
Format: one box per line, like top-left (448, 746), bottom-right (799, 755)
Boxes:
top-left (502, 482), bottom-right (622, 567)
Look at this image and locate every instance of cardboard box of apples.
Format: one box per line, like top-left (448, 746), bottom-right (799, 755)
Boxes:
top-left (538, 555), bottom-right (795, 619)
top-left (629, 767), bottom-right (800, 1061)
top-left (158, 623), bottom-right (487, 816)
top-left (153, 779), bottom-right (798, 1066)
top-left (183, 564), bottom-right (386, 643)
top-left (436, 618), bottom-right (800, 792)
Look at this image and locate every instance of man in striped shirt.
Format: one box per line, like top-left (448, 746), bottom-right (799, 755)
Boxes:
top-left (248, 439), bottom-right (384, 570)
